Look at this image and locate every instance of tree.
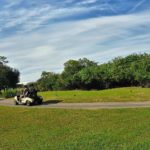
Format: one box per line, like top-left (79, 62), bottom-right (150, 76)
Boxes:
top-left (131, 54), bottom-right (150, 87)
top-left (35, 53), bottom-right (150, 91)
top-left (61, 58), bottom-right (98, 89)
top-left (37, 72), bottom-right (59, 91)
top-left (0, 56), bottom-right (19, 90)
top-left (0, 56), bottom-right (8, 65)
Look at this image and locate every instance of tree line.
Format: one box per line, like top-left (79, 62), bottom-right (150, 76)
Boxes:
top-left (0, 56), bottom-right (20, 90)
top-left (36, 53), bottom-right (150, 91)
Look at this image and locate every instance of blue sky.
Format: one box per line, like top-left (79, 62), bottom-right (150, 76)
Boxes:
top-left (0, 0), bottom-right (150, 82)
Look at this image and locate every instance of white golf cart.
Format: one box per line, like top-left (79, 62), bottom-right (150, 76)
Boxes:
top-left (14, 95), bottom-right (43, 106)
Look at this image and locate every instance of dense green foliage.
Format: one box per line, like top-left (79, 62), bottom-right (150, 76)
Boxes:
top-left (39, 87), bottom-right (150, 103)
top-left (1, 107), bottom-right (150, 150)
top-left (0, 56), bottom-right (19, 90)
top-left (36, 53), bottom-right (150, 91)
top-left (1, 89), bottom-right (18, 98)
top-left (36, 72), bottom-right (60, 91)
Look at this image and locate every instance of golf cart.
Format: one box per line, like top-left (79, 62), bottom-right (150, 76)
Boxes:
top-left (14, 94), bottom-right (43, 106)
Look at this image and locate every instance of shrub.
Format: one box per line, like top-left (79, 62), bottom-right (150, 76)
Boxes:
top-left (2, 89), bottom-right (17, 98)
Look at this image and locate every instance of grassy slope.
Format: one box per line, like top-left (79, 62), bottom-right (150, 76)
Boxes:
top-left (39, 87), bottom-right (150, 103)
top-left (0, 107), bottom-right (150, 150)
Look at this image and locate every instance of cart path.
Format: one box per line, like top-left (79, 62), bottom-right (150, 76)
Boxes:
top-left (1, 99), bottom-right (150, 109)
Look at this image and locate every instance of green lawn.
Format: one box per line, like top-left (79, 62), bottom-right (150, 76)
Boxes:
top-left (39, 87), bottom-right (150, 103)
top-left (0, 107), bottom-right (150, 150)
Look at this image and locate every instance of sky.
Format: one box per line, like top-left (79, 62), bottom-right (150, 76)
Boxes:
top-left (0, 0), bottom-right (150, 82)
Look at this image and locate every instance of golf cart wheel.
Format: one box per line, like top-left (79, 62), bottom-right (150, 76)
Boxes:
top-left (26, 101), bottom-right (32, 106)
top-left (38, 100), bottom-right (43, 105)
top-left (14, 101), bottom-right (19, 105)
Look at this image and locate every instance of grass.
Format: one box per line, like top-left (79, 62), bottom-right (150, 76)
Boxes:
top-left (0, 107), bottom-right (150, 150)
top-left (39, 87), bottom-right (150, 103)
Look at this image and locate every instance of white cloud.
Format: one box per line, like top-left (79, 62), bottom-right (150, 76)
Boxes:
top-left (77, 0), bottom-right (98, 5)
top-left (0, 1), bottom-right (107, 33)
top-left (104, 0), bottom-right (147, 14)
top-left (4, 0), bottom-right (23, 8)
top-left (129, 0), bottom-right (146, 12)
top-left (0, 10), bottom-right (150, 82)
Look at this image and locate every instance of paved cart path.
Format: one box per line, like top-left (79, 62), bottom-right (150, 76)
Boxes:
top-left (0, 99), bottom-right (150, 109)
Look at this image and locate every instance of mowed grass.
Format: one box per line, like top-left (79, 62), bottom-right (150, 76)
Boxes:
top-left (0, 107), bottom-right (150, 150)
top-left (39, 87), bottom-right (150, 103)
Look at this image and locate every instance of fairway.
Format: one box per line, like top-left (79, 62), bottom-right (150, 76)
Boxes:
top-left (39, 87), bottom-right (150, 103)
top-left (0, 107), bottom-right (150, 150)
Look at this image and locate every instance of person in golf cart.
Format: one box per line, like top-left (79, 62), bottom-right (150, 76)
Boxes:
top-left (22, 85), bottom-right (30, 97)
top-left (16, 85), bottom-right (30, 101)
top-left (29, 84), bottom-right (37, 98)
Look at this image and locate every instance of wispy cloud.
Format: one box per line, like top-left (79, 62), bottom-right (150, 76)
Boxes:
top-left (0, 0), bottom-right (150, 82)
top-left (4, 0), bottom-right (23, 8)
top-left (104, 0), bottom-right (148, 14)
top-left (129, 0), bottom-right (146, 13)
top-left (1, 9), bottom-right (150, 82)
top-left (0, 2), bottom-right (107, 33)
top-left (76, 0), bottom-right (98, 5)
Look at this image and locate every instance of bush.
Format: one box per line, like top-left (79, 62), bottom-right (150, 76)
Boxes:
top-left (2, 89), bottom-right (17, 98)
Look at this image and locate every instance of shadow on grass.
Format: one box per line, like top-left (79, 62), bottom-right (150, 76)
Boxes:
top-left (43, 100), bottom-right (63, 105)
